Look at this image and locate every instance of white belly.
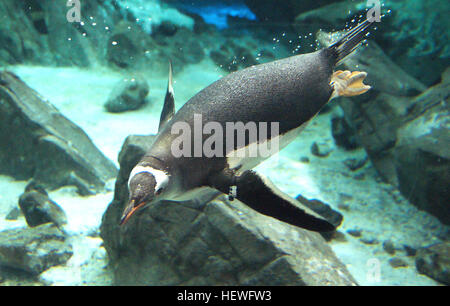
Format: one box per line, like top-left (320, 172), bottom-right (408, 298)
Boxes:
top-left (226, 122), bottom-right (308, 175)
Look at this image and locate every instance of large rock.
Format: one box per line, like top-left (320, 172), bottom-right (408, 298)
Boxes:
top-left (0, 0), bottom-right (107, 67)
top-left (334, 55), bottom-right (449, 224)
top-left (416, 242), bottom-right (450, 285)
top-left (0, 71), bottom-right (117, 193)
top-left (0, 0), bottom-right (50, 65)
top-left (0, 224), bottom-right (72, 275)
top-left (100, 135), bottom-right (357, 285)
top-left (318, 29), bottom-right (448, 224)
top-left (393, 78), bottom-right (450, 224)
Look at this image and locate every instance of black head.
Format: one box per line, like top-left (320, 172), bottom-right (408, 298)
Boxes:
top-left (120, 172), bottom-right (157, 225)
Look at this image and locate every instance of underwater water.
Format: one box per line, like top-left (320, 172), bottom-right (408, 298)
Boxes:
top-left (0, 0), bottom-right (448, 287)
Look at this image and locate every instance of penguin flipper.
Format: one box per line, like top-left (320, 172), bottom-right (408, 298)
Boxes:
top-left (158, 61), bottom-right (175, 132)
top-left (210, 170), bottom-right (335, 232)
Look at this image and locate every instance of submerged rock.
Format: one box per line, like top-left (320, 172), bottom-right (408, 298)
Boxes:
top-left (383, 240), bottom-right (396, 255)
top-left (329, 47), bottom-right (449, 224)
top-left (5, 207), bottom-right (20, 221)
top-left (347, 229), bottom-right (362, 238)
top-left (416, 242), bottom-right (450, 285)
top-left (343, 156), bottom-right (368, 171)
top-left (296, 195), bottom-right (343, 229)
top-left (245, 0), bottom-right (337, 23)
top-left (311, 141), bottom-right (333, 157)
top-left (331, 116), bottom-right (360, 150)
top-left (104, 76), bottom-right (150, 113)
top-left (210, 39), bottom-right (274, 72)
top-left (100, 135), bottom-right (356, 285)
top-left (389, 257), bottom-right (408, 268)
top-left (18, 182), bottom-right (67, 229)
top-left (0, 224), bottom-right (72, 275)
top-left (296, 195), bottom-right (344, 242)
top-left (0, 71), bottom-right (117, 194)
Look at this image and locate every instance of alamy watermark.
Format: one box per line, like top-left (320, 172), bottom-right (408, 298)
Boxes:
top-left (66, 0), bottom-right (81, 23)
top-left (367, 0), bottom-right (382, 23)
top-left (170, 114), bottom-right (280, 159)
top-left (366, 258), bottom-right (382, 283)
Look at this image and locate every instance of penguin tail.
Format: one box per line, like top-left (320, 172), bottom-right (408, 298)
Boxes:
top-left (328, 19), bottom-right (374, 65)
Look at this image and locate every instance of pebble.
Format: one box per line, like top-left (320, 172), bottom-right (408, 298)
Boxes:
top-left (383, 240), bottom-right (396, 255)
top-left (389, 257), bottom-right (408, 268)
top-left (404, 245), bottom-right (417, 257)
top-left (311, 141), bottom-right (333, 157)
top-left (360, 237), bottom-right (379, 245)
top-left (347, 229), bottom-right (362, 237)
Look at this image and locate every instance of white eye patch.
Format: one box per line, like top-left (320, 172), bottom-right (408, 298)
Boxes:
top-left (128, 166), bottom-right (170, 192)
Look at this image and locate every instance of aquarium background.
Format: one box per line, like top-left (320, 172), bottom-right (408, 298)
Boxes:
top-left (0, 0), bottom-right (448, 286)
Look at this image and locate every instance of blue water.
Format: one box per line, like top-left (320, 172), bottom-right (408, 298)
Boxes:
top-left (171, 0), bottom-right (257, 29)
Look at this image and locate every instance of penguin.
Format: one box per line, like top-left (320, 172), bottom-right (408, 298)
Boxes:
top-left (120, 20), bottom-right (374, 231)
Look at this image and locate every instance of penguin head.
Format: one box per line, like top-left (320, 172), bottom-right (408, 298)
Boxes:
top-left (120, 166), bottom-right (170, 225)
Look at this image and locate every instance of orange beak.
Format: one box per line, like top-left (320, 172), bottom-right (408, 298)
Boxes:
top-left (119, 199), bottom-right (147, 225)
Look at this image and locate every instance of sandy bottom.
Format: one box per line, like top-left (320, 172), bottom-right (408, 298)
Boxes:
top-left (0, 62), bottom-right (446, 285)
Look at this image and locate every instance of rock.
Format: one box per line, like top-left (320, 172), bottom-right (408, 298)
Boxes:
top-left (104, 76), bottom-right (150, 113)
top-left (18, 183), bottom-right (67, 229)
top-left (393, 80), bottom-right (450, 224)
top-left (334, 63), bottom-right (449, 224)
top-left (210, 39), bottom-right (273, 72)
top-left (337, 204), bottom-right (350, 212)
top-left (332, 231), bottom-right (348, 243)
top-left (296, 195), bottom-right (343, 228)
top-left (378, 0), bottom-right (449, 86)
top-left (169, 28), bottom-right (206, 65)
top-left (343, 156), bottom-right (368, 171)
top-left (404, 245), bottom-right (417, 257)
top-left (106, 20), bottom-right (205, 72)
top-left (152, 20), bottom-right (179, 37)
top-left (5, 207), bottom-right (20, 221)
top-left (107, 21), bottom-right (154, 69)
top-left (245, 0), bottom-right (337, 23)
top-left (360, 237), bottom-right (379, 245)
top-left (331, 116), bottom-right (360, 150)
top-left (299, 156), bottom-right (310, 163)
top-left (389, 258), bottom-right (408, 268)
top-left (0, 0), bottom-right (125, 67)
top-left (347, 229), bottom-right (362, 238)
top-left (383, 240), bottom-right (396, 255)
top-left (100, 135), bottom-right (357, 285)
top-left (0, 71), bottom-right (117, 193)
top-left (416, 242), bottom-right (450, 285)
top-left (311, 141), bottom-right (333, 157)
top-left (296, 195), bottom-right (343, 242)
top-left (0, 224), bottom-right (72, 275)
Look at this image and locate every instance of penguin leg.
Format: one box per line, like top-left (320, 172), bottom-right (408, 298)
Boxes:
top-left (330, 70), bottom-right (371, 98)
top-left (209, 170), bottom-right (335, 232)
